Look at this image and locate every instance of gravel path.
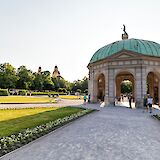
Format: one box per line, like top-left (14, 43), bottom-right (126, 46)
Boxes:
top-left (1, 105), bottom-right (160, 160)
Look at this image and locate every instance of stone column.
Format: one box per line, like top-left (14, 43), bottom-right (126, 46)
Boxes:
top-left (149, 74), bottom-right (154, 98)
top-left (147, 72), bottom-right (155, 98)
top-left (108, 68), bottom-right (115, 104)
top-left (135, 66), bottom-right (147, 107)
top-left (104, 68), bottom-right (109, 105)
top-left (92, 78), bottom-right (98, 102)
top-left (131, 79), bottom-right (135, 101)
top-left (116, 77), bottom-right (122, 98)
top-left (88, 69), bottom-right (96, 103)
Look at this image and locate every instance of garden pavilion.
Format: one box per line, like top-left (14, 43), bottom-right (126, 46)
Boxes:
top-left (88, 28), bottom-right (160, 107)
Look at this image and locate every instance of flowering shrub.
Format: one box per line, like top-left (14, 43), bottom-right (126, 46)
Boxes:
top-left (152, 114), bottom-right (160, 120)
top-left (0, 109), bottom-right (93, 157)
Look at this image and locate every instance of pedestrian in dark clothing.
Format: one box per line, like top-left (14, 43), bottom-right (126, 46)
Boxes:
top-left (83, 94), bottom-right (87, 105)
top-left (147, 95), bottom-right (153, 113)
top-left (143, 95), bottom-right (148, 112)
top-left (88, 94), bottom-right (91, 103)
top-left (129, 96), bottom-right (132, 108)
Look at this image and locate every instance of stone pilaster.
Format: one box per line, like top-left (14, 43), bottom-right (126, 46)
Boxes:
top-left (135, 66), bottom-right (147, 107)
top-left (104, 68), bottom-right (109, 105)
top-left (108, 68), bottom-right (115, 104)
top-left (88, 69), bottom-right (95, 103)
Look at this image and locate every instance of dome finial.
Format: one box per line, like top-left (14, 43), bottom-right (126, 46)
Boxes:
top-left (122, 24), bottom-right (128, 40)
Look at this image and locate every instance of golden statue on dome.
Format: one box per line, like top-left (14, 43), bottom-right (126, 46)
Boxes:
top-left (122, 24), bottom-right (128, 40)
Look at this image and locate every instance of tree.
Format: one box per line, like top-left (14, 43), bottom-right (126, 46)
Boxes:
top-left (16, 66), bottom-right (34, 89)
top-left (42, 71), bottom-right (54, 90)
top-left (31, 73), bottom-right (44, 91)
top-left (80, 76), bottom-right (88, 93)
top-left (71, 77), bottom-right (88, 93)
top-left (52, 77), bottom-right (70, 91)
top-left (0, 63), bottom-right (18, 89)
top-left (121, 80), bottom-right (132, 94)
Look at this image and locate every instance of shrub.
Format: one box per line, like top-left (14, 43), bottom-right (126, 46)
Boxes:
top-left (77, 89), bottom-right (81, 93)
top-left (58, 92), bottom-right (67, 95)
top-left (0, 89), bottom-right (8, 96)
top-left (31, 91), bottom-right (67, 96)
top-left (18, 90), bottom-right (27, 96)
top-left (84, 89), bottom-right (88, 94)
top-left (32, 91), bottom-right (58, 96)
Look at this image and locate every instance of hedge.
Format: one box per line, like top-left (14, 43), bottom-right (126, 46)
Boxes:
top-left (31, 91), bottom-right (67, 96)
top-left (0, 89), bottom-right (8, 96)
top-left (18, 90), bottom-right (27, 96)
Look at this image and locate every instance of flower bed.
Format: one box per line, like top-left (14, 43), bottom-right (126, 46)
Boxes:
top-left (152, 114), bottom-right (160, 120)
top-left (0, 109), bottom-right (95, 157)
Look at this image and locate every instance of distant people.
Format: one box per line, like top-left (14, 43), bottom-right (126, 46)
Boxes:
top-left (129, 95), bottom-right (132, 108)
top-left (147, 95), bottom-right (153, 113)
top-left (88, 94), bottom-right (91, 103)
top-left (143, 95), bottom-right (148, 112)
top-left (29, 90), bottom-right (32, 96)
top-left (121, 95), bottom-right (124, 102)
top-left (114, 96), bottom-right (118, 105)
top-left (114, 97), bottom-right (116, 106)
top-left (83, 94), bottom-right (87, 105)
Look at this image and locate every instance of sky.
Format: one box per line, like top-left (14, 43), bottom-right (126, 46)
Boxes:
top-left (0, 0), bottom-right (160, 82)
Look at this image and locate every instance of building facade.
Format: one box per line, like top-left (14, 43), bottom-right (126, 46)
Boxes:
top-left (88, 36), bottom-right (160, 107)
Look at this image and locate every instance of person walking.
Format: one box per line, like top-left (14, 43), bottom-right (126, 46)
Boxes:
top-left (143, 95), bottom-right (148, 112)
top-left (147, 95), bottom-right (153, 113)
top-left (88, 94), bottom-right (91, 103)
top-left (83, 94), bottom-right (87, 105)
top-left (129, 95), bottom-right (132, 108)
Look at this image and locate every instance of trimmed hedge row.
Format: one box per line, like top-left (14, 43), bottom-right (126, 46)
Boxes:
top-left (0, 89), bottom-right (8, 96)
top-left (152, 114), bottom-right (160, 120)
top-left (0, 89), bottom-right (67, 96)
top-left (31, 91), bottom-right (67, 96)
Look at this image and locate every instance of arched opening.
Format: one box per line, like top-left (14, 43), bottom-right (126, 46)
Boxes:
top-left (147, 72), bottom-right (159, 105)
top-left (97, 74), bottom-right (105, 101)
top-left (115, 71), bottom-right (135, 107)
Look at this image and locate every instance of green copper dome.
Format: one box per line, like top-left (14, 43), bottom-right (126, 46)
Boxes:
top-left (90, 38), bottom-right (160, 63)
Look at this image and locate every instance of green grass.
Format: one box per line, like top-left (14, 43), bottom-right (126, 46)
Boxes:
top-left (0, 107), bottom-right (58, 121)
top-left (0, 96), bottom-right (55, 104)
top-left (59, 95), bottom-right (82, 100)
top-left (0, 107), bottom-right (84, 137)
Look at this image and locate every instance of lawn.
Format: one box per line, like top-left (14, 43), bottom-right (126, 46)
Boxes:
top-left (59, 95), bottom-right (82, 100)
top-left (0, 107), bottom-right (84, 137)
top-left (0, 107), bottom-right (58, 121)
top-left (0, 96), bottom-right (55, 104)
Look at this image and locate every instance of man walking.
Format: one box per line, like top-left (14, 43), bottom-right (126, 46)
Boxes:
top-left (147, 95), bottom-right (153, 113)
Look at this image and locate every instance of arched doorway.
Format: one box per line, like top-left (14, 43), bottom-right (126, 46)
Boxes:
top-left (115, 71), bottom-right (135, 107)
top-left (97, 74), bottom-right (105, 101)
top-left (147, 72), bottom-right (160, 104)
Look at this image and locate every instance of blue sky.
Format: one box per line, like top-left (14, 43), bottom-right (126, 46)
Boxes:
top-left (0, 0), bottom-right (160, 82)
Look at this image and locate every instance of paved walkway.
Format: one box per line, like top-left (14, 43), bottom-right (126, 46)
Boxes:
top-left (0, 99), bottom-right (83, 109)
top-left (1, 105), bottom-right (160, 160)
